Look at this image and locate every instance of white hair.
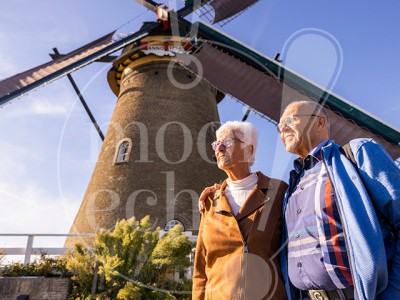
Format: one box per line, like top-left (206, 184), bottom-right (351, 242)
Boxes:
top-left (216, 121), bottom-right (258, 166)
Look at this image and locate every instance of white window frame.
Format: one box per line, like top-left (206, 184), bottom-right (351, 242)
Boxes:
top-left (114, 138), bottom-right (132, 164)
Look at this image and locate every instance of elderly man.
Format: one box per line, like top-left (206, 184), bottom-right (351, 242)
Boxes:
top-left (199, 101), bottom-right (400, 300)
top-left (193, 121), bottom-right (288, 299)
top-left (277, 100), bottom-right (400, 300)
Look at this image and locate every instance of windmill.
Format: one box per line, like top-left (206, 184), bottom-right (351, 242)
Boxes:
top-left (1, 0), bottom-right (399, 247)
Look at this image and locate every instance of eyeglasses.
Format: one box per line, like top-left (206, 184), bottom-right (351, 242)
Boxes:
top-left (276, 114), bottom-right (320, 133)
top-left (211, 137), bottom-right (244, 151)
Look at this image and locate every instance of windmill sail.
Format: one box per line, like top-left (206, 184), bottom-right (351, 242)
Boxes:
top-left (182, 0), bottom-right (259, 24)
top-left (210, 0), bottom-right (259, 23)
top-left (0, 22), bottom-right (161, 107)
top-left (0, 32), bottom-right (115, 104)
top-left (184, 22), bottom-right (400, 159)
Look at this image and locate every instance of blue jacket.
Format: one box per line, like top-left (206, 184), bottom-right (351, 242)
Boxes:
top-left (281, 138), bottom-right (400, 300)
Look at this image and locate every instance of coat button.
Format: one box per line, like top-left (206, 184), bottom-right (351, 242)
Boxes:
top-left (297, 262), bottom-right (302, 267)
top-left (297, 209), bottom-right (302, 214)
top-left (296, 234), bottom-right (300, 238)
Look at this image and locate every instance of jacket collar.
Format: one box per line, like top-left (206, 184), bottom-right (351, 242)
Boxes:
top-left (293, 139), bottom-right (333, 173)
top-left (214, 171), bottom-right (273, 219)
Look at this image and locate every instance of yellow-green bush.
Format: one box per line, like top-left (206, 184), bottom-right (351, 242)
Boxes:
top-left (65, 216), bottom-right (193, 299)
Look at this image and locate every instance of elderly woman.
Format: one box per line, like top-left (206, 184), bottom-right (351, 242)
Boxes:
top-left (192, 121), bottom-right (288, 300)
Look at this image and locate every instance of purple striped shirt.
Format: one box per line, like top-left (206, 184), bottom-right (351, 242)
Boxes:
top-left (285, 140), bottom-right (353, 290)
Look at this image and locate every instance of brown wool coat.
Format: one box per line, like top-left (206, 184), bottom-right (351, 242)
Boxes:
top-left (192, 172), bottom-right (288, 300)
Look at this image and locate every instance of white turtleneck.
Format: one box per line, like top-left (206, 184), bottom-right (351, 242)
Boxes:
top-left (225, 172), bottom-right (258, 215)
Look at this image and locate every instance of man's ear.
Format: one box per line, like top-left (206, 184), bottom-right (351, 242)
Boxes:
top-left (318, 115), bottom-right (327, 128)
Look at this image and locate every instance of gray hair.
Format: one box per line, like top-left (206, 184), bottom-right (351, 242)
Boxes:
top-left (216, 121), bottom-right (258, 167)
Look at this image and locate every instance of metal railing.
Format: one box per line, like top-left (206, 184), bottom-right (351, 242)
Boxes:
top-left (0, 233), bottom-right (95, 264)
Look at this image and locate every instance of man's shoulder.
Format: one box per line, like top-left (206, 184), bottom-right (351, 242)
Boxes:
top-left (347, 138), bottom-right (387, 158)
top-left (348, 137), bottom-right (375, 148)
top-left (323, 138), bottom-right (379, 158)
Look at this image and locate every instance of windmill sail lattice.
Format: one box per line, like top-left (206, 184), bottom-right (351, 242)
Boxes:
top-left (210, 0), bottom-right (259, 23)
top-left (179, 21), bottom-right (400, 160)
top-left (0, 32), bottom-right (115, 103)
top-left (0, 22), bottom-right (161, 107)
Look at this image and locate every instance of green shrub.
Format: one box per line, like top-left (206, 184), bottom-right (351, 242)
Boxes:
top-left (0, 216), bottom-right (193, 299)
top-left (64, 216), bottom-right (193, 299)
top-left (0, 253), bottom-right (70, 277)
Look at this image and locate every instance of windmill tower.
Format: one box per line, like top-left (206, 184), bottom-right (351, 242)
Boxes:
top-left (65, 21), bottom-right (225, 246)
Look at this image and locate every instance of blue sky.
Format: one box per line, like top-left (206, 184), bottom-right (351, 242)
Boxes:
top-left (0, 1), bottom-right (399, 250)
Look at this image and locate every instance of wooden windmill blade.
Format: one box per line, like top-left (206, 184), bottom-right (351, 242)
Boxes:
top-left (181, 0), bottom-right (260, 24)
top-left (133, 0), bottom-right (159, 12)
top-left (0, 22), bottom-right (161, 107)
top-left (207, 0), bottom-right (260, 23)
top-left (0, 0), bottom-right (261, 106)
top-left (0, 0), bottom-right (204, 106)
top-left (173, 21), bottom-right (400, 160)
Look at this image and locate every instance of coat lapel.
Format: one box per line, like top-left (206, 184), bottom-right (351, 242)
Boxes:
top-left (236, 172), bottom-right (273, 221)
top-left (213, 172), bottom-right (274, 218)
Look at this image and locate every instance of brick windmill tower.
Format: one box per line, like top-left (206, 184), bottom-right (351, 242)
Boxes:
top-left (65, 27), bottom-right (225, 245)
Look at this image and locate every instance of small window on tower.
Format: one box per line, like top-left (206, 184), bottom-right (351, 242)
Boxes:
top-left (115, 139), bottom-right (132, 163)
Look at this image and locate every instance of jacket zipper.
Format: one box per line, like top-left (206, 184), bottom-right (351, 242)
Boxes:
top-left (221, 187), bottom-right (263, 300)
top-left (226, 210), bottom-right (248, 300)
top-left (321, 149), bottom-right (360, 300)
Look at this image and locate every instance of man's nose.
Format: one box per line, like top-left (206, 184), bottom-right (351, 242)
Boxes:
top-left (280, 123), bottom-right (291, 133)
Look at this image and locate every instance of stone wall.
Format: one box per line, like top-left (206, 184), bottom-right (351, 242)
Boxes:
top-left (0, 277), bottom-right (70, 300)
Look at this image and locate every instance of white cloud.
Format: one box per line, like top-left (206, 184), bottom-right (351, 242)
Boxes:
top-left (0, 142), bottom-right (30, 175)
top-left (31, 97), bottom-right (70, 115)
top-left (2, 91), bottom-right (74, 118)
top-left (0, 180), bottom-right (80, 263)
top-left (0, 181), bottom-right (79, 235)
